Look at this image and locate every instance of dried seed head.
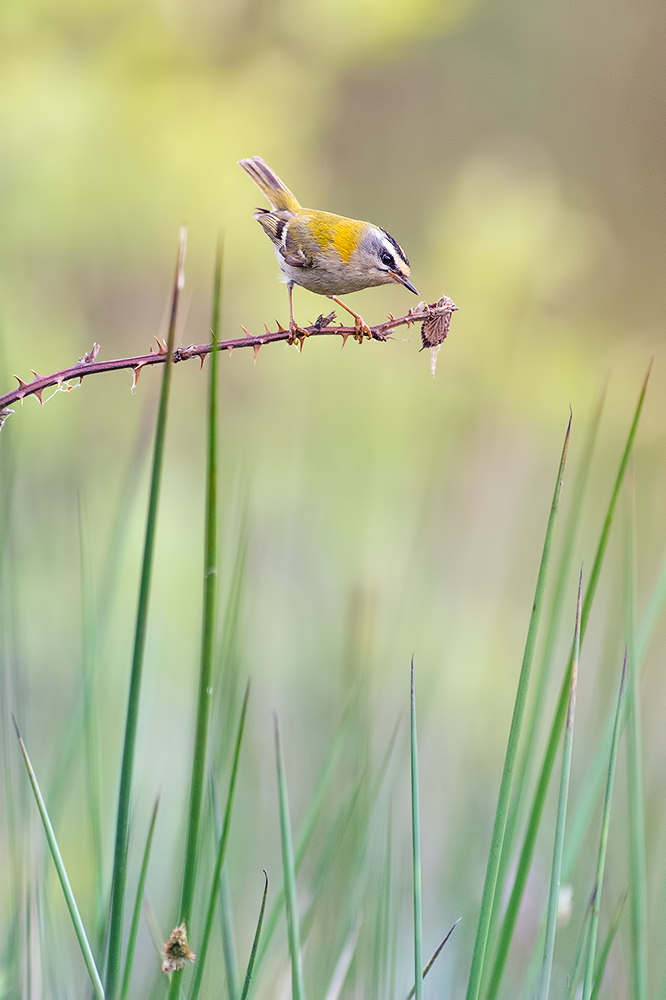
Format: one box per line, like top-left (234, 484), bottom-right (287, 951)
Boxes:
top-left (419, 296), bottom-right (458, 377)
top-left (420, 296), bottom-right (457, 351)
top-left (162, 922), bottom-right (196, 975)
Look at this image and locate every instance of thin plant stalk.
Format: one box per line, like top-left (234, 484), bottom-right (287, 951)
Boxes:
top-left (411, 658), bottom-right (423, 1000)
top-left (210, 777), bottom-right (239, 1000)
top-left (590, 890), bottom-right (627, 1000)
top-left (190, 681), bottom-right (250, 1000)
top-left (372, 817), bottom-right (392, 1000)
top-left (537, 570), bottom-right (582, 1000)
top-left (486, 365), bottom-right (650, 1000)
top-left (253, 701), bottom-right (355, 977)
top-left (106, 227), bottom-right (186, 1000)
top-left (78, 501), bottom-right (105, 946)
top-left (120, 796), bottom-right (160, 1000)
top-left (562, 510), bottom-right (666, 882)
top-left (581, 654), bottom-right (628, 1000)
top-left (219, 869), bottom-right (238, 1000)
top-left (637, 540), bottom-right (666, 662)
top-left (13, 718), bottom-right (105, 999)
top-left (564, 896), bottom-right (593, 1000)
top-left (625, 477), bottom-right (648, 1000)
top-left (239, 872), bottom-right (269, 1000)
top-left (325, 916), bottom-right (363, 1000)
top-left (465, 413), bottom-right (571, 1000)
top-left (167, 242), bottom-right (222, 1000)
top-left (405, 919), bottom-right (462, 1000)
top-left (498, 392), bottom-right (603, 915)
top-left (274, 714), bottom-right (305, 1000)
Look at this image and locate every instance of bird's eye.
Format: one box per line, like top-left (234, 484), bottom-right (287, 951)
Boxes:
top-left (381, 252), bottom-right (394, 268)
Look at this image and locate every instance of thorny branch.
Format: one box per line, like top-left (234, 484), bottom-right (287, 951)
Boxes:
top-left (0, 296), bottom-right (457, 425)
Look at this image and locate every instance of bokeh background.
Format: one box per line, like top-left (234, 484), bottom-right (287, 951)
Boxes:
top-left (2, 0), bottom-right (666, 997)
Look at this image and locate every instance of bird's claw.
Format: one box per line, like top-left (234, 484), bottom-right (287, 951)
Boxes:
top-left (354, 317), bottom-right (371, 344)
top-left (288, 321), bottom-right (310, 346)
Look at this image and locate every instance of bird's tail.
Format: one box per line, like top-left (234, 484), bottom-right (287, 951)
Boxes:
top-left (238, 157), bottom-right (301, 212)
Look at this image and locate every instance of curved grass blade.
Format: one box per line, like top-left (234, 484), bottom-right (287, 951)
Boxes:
top-left (465, 412), bottom-right (571, 1000)
top-left (537, 571), bottom-right (581, 1000)
top-left (13, 717), bottom-right (105, 999)
top-left (274, 714), bottom-right (305, 1000)
top-left (486, 365), bottom-right (650, 1000)
top-left (411, 658), bottom-right (423, 1000)
top-left (239, 872), bottom-right (269, 1000)
top-left (581, 654), bottom-right (628, 1000)
top-left (190, 681), bottom-right (250, 1000)
top-left (120, 796), bottom-right (159, 1000)
top-left (106, 227), bottom-right (187, 1000)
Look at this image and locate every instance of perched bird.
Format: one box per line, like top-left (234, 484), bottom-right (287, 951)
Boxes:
top-left (238, 156), bottom-right (418, 342)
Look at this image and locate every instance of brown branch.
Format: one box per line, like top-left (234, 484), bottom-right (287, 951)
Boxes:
top-left (0, 296), bottom-right (457, 418)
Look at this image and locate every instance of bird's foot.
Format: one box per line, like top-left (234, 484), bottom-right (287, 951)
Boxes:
top-left (287, 320), bottom-right (310, 346)
top-left (327, 295), bottom-right (370, 343)
top-left (354, 315), bottom-right (371, 344)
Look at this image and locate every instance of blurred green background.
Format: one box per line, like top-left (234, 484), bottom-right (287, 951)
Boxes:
top-left (2, 0), bottom-right (666, 997)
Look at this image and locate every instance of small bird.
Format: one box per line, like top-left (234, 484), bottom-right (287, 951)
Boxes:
top-left (239, 156), bottom-right (418, 342)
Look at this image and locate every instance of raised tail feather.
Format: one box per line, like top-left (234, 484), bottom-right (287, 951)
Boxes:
top-left (238, 157), bottom-right (301, 212)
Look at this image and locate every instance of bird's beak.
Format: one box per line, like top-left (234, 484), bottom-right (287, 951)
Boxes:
top-left (390, 271), bottom-right (419, 295)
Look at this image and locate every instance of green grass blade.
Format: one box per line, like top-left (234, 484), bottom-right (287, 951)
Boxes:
top-left (217, 865), bottom-right (238, 1000)
top-left (13, 718), bottom-right (105, 999)
top-left (636, 541), bottom-right (666, 663)
top-left (590, 890), bottom-right (627, 1000)
top-left (210, 779), bottom-right (238, 1000)
top-left (120, 796), bottom-right (159, 1000)
top-left (564, 895), bottom-right (593, 1000)
top-left (190, 681), bottom-right (250, 1000)
top-left (295, 724), bottom-right (399, 990)
top-left (215, 499), bottom-right (250, 772)
top-left (537, 571), bottom-right (581, 1000)
top-left (405, 919), bottom-right (462, 1000)
top-left (486, 366), bottom-right (650, 1000)
top-left (238, 872), bottom-right (269, 1000)
top-left (325, 916), bottom-right (362, 1000)
top-left (502, 393), bottom-right (603, 887)
top-left (625, 479), bottom-right (648, 1000)
top-left (465, 413), bottom-right (571, 1000)
top-left (252, 701), bottom-right (353, 977)
top-left (106, 228), bottom-right (187, 1000)
top-left (274, 714), bottom-right (305, 1000)
top-left (411, 658), bottom-right (423, 1000)
top-left (562, 506), bottom-right (666, 883)
top-left (581, 653), bottom-right (628, 1000)
top-left (168, 241), bottom-right (223, 1000)
top-left (78, 501), bottom-right (105, 947)
top-left (372, 817), bottom-right (392, 1000)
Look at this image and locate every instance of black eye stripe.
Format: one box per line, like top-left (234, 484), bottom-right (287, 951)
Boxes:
top-left (378, 228), bottom-right (410, 268)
